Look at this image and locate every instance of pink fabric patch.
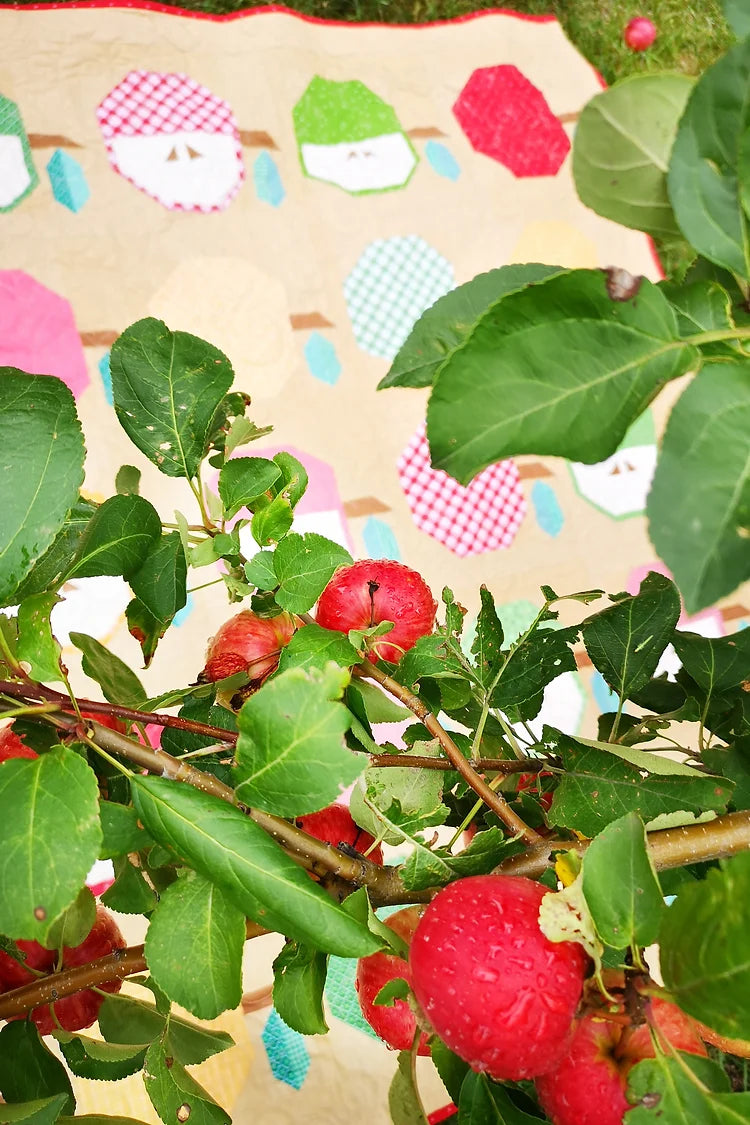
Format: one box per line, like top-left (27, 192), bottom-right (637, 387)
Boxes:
top-left (98, 69), bottom-right (237, 139)
top-left (453, 65), bottom-right (569, 177)
top-left (398, 423), bottom-right (526, 556)
top-left (0, 270), bottom-right (88, 398)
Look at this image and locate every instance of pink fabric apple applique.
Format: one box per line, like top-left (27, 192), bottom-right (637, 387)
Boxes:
top-left (97, 70), bottom-right (244, 212)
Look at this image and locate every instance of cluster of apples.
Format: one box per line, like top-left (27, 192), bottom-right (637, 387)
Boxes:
top-left (354, 876), bottom-right (707, 1125)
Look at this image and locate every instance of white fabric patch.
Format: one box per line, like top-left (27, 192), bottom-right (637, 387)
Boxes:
top-left (110, 130), bottom-right (243, 209)
top-left (301, 133), bottom-right (416, 192)
top-left (0, 135), bottom-right (31, 208)
top-left (570, 444), bottom-right (657, 518)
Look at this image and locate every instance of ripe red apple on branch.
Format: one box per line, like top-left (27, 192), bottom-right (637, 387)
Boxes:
top-left (0, 907), bottom-right (125, 1035)
top-left (200, 608), bottom-right (296, 684)
top-left (0, 725), bottom-right (38, 762)
top-left (296, 803), bottom-right (384, 866)
top-left (355, 905), bottom-right (429, 1053)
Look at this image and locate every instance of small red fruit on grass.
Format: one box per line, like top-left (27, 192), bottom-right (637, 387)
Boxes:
top-left (410, 875), bottom-right (588, 1081)
top-left (0, 725), bottom-right (38, 762)
top-left (200, 609), bottom-right (296, 684)
top-left (296, 804), bottom-right (383, 865)
top-left (624, 17), bottom-right (657, 50)
top-left (356, 906), bottom-right (429, 1053)
top-left (316, 559), bottom-right (437, 664)
top-left (0, 906), bottom-right (126, 1036)
top-left (535, 991), bottom-right (706, 1125)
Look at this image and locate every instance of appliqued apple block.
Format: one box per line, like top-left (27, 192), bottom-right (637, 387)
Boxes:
top-left (453, 65), bottom-right (570, 177)
top-left (293, 76), bottom-right (417, 194)
top-left (568, 409), bottom-right (657, 518)
top-left (0, 94), bottom-right (37, 211)
top-left (398, 423), bottom-right (526, 556)
top-left (344, 236), bottom-right (454, 359)
top-left (0, 270), bottom-right (88, 399)
top-left (97, 70), bottom-right (244, 212)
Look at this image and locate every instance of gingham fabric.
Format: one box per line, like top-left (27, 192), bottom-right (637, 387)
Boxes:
top-left (97, 70), bottom-right (239, 139)
top-left (343, 235), bottom-right (454, 359)
top-left (398, 422), bottom-right (527, 557)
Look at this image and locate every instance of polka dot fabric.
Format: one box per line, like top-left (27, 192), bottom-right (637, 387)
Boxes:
top-left (398, 423), bottom-right (527, 556)
top-left (97, 70), bottom-right (238, 139)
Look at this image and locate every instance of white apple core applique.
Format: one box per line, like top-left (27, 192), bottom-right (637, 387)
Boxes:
top-left (51, 576), bottom-right (131, 647)
top-left (0, 135), bottom-right (32, 208)
top-left (569, 444), bottom-right (657, 518)
top-left (110, 131), bottom-right (243, 210)
top-left (301, 133), bottom-right (416, 192)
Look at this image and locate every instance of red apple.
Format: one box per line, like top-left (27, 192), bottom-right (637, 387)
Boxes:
top-left (535, 992), bottom-right (706, 1125)
top-left (296, 804), bottom-right (383, 865)
top-left (409, 875), bottom-right (588, 1081)
top-left (80, 711), bottom-right (127, 733)
top-left (428, 1107), bottom-right (457, 1124)
top-left (200, 609), bottom-right (296, 684)
top-left (356, 906), bottom-right (429, 1054)
top-left (315, 560), bottom-right (436, 664)
top-left (0, 906), bottom-right (126, 1036)
top-left (0, 725), bottom-right (38, 763)
top-left (623, 17), bottom-right (657, 50)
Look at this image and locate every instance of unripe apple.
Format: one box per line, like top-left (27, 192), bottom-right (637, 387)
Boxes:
top-left (624, 17), bottom-right (657, 50)
top-left (296, 804), bottom-right (383, 865)
top-left (535, 991), bottom-right (706, 1125)
top-left (200, 609), bottom-right (296, 684)
top-left (355, 906), bottom-right (429, 1053)
top-left (0, 725), bottom-right (38, 763)
top-left (0, 906), bottom-right (126, 1036)
top-left (316, 559), bottom-right (436, 664)
top-left (409, 875), bottom-right (588, 1081)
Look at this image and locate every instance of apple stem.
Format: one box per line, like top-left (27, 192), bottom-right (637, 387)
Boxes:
top-left (355, 660), bottom-right (543, 846)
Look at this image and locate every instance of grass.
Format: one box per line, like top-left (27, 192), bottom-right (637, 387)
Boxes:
top-left (4, 0), bottom-right (732, 84)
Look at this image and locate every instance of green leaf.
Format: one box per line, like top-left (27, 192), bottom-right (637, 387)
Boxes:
top-left (0, 370), bottom-right (85, 605)
top-left (659, 280), bottom-right (741, 357)
top-left (143, 1039), bottom-right (230, 1125)
top-left (65, 495), bottom-right (161, 580)
top-left (0, 1023), bottom-right (75, 1115)
top-left (648, 365), bottom-right (750, 613)
top-left (395, 633), bottom-right (467, 689)
top-left (668, 38), bottom-right (750, 275)
top-left (660, 852), bottom-right (750, 1040)
top-left (130, 776), bottom-right (380, 958)
top-left (430, 1040), bottom-right (469, 1106)
top-left (44, 886), bottom-right (97, 951)
top-left (443, 828), bottom-right (525, 878)
top-left (233, 664), bottom-right (361, 816)
top-left (126, 597), bottom-right (169, 667)
top-left (492, 625), bottom-right (579, 721)
top-left (572, 74), bottom-right (694, 237)
top-left (97, 995), bottom-right (233, 1064)
top-left (471, 586), bottom-right (504, 687)
top-left (388, 1053), bottom-right (428, 1125)
top-left (110, 319), bottom-right (235, 479)
top-left (54, 1035), bottom-right (147, 1082)
top-left (425, 271), bottom-right (695, 484)
top-left (581, 812), bottom-right (664, 949)
top-left (160, 699), bottom-right (237, 759)
top-left (276, 623), bottom-right (359, 676)
top-left (672, 626), bottom-right (750, 700)
top-left (115, 465), bottom-right (141, 496)
top-left (145, 870), bottom-right (245, 1020)
top-left (244, 551), bottom-right (277, 590)
top-left (101, 855), bottom-right (158, 914)
top-left (0, 747), bottom-right (102, 942)
top-left (129, 533), bottom-right (187, 623)
top-left (626, 1052), bottom-right (750, 1123)
top-left (374, 978), bottom-right (411, 1006)
top-left (348, 679), bottom-right (411, 724)
top-left (218, 457), bottom-right (282, 519)
top-left (458, 1072), bottom-right (541, 1125)
top-left (273, 533), bottom-right (352, 614)
top-left (272, 452), bottom-right (308, 508)
top-left (704, 739), bottom-right (750, 811)
top-left (581, 572), bottom-right (681, 699)
top-left (99, 801), bottom-right (154, 859)
top-left (17, 593), bottom-right (63, 684)
top-left (723, 0), bottom-right (750, 40)
top-left (0, 1096), bottom-right (70, 1125)
top-left (379, 264), bottom-right (564, 390)
top-left (547, 733), bottom-right (733, 838)
top-left (272, 941), bottom-right (329, 1035)
top-left (10, 498), bottom-right (97, 604)
top-left (70, 633), bottom-right (146, 708)
top-left (250, 493), bottom-right (294, 547)
top-left (358, 743), bottom-right (449, 841)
